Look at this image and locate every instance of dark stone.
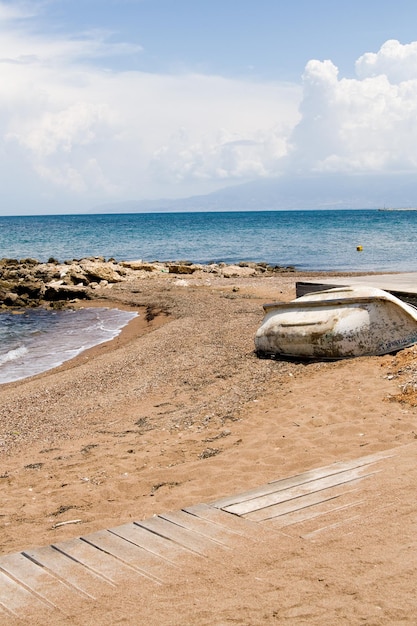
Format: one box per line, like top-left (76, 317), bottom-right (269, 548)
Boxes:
top-left (168, 264), bottom-right (196, 274)
top-left (43, 284), bottom-right (90, 301)
top-left (15, 282), bottom-right (43, 299)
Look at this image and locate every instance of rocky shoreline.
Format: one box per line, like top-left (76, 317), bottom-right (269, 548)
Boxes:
top-left (0, 257), bottom-right (295, 308)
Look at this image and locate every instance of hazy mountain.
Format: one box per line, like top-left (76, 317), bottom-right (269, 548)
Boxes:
top-left (91, 173), bottom-right (417, 214)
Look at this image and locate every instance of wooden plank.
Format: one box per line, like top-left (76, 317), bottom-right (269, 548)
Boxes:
top-left (265, 500), bottom-right (365, 531)
top-left (84, 529), bottom-right (177, 582)
top-left (267, 449), bottom-right (392, 483)
top-left (300, 500), bottom-right (396, 541)
top-left (301, 513), bottom-right (363, 540)
top-left (212, 450), bottom-right (393, 509)
top-left (54, 537), bottom-right (153, 585)
top-left (0, 568), bottom-right (54, 618)
top-left (222, 468), bottom-right (376, 517)
top-left (0, 603), bottom-right (15, 621)
top-left (244, 485), bottom-right (362, 522)
top-left (0, 552), bottom-right (88, 614)
top-left (296, 281), bottom-right (341, 297)
top-left (110, 522), bottom-right (194, 562)
top-left (23, 545), bottom-right (111, 599)
top-left (135, 516), bottom-right (219, 555)
top-left (244, 489), bottom-right (343, 522)
top-left (183, 504), bottom-right (285, 542)
top-left (159, 510), bottom-right (237, 546)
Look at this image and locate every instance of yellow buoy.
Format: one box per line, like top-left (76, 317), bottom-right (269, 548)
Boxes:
top-left (356, 245), bottom-right (363, 252)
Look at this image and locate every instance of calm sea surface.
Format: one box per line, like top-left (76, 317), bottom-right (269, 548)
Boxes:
top-left (1, 209), bottom-right (417, 272)
top-left (1, 208), bottom-right (417, 383)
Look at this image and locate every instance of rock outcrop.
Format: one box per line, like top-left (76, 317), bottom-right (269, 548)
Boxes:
top-left (0, 257), bottom-right (294, 308)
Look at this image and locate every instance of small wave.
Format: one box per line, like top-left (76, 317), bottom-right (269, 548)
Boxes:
top-left (0, 307), bottom-right (137, 384)
top-left (0, 345), bottom-right (28, 366)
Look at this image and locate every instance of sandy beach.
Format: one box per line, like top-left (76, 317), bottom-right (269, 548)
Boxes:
top-left (1, 268), bottom-right (417, 624)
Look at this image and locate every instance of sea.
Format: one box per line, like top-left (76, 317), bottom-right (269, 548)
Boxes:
top-left (1, 208), bottom-right (417, 383)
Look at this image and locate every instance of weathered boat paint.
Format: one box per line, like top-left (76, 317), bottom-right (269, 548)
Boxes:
top-left (255, 286), bottom-right (417, 360)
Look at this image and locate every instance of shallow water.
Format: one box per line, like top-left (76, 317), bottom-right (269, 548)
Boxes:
top-left (0, 307), bottom-right (137, 384)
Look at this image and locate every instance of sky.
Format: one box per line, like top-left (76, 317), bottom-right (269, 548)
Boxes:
top-left (2, 0), bottom-right (417, 214)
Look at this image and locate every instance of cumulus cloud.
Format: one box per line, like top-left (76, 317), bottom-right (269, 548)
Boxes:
top-left (286, 39), bottom-right (417, 177)
top-left (356, 39), bottom-right (417, 83)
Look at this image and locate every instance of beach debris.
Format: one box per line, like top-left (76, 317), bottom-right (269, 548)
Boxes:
top-left (203, 430), bottom-right (231, 442)
top-left (135, 416), bottom-right (155, 433)
top-left (51, 519), bottom-right (82, 529)
top-left (24, 462), bottom-right (44, 470)
top-left (80, 443), bottom-right (99, 455)
top-left (199, 447), bottom-right (221, 459)
top-left (50, 505), bottom-right (77, 517)
top-left (150, 481), bottom-right (181, 495)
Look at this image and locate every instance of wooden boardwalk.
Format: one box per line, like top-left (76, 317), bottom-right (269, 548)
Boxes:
top-left (0, 448), bottom-right (396, 621)
top-left (296, 273), bottom-right (417, 304)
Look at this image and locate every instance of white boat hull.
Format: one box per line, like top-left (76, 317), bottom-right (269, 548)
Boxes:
top-left (255, 286), bottom-right (417, 359)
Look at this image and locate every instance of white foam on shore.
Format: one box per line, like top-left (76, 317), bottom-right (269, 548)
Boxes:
top-left (0, 345), bottom-right (28, 366)
top-left (0, 307), bottom-right (137, 384)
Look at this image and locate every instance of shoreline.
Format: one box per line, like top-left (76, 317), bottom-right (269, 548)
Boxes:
top-left (9, 299), bottom-right (170, 387)
top-left (0, 264), bottom-right (392, 388)
top-left (1, 268), bottom-right (417, 623)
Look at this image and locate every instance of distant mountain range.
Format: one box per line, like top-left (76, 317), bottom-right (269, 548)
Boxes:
top-left (91, 172), bottom-right (417, 213)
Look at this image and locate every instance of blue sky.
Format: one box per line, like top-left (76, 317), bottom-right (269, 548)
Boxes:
top-left (34, 0), bottom-right (417, 79)
top-left (2, 0), bottom-right (417, 213)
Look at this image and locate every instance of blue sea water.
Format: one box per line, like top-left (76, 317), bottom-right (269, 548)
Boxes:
top-left (1, 208), bottom-right (417, 272)
top-left (1, 208), bottom-right (417, 383)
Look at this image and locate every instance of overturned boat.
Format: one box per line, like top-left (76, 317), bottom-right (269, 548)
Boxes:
top-left (255, 285), bottom-right (417, 360)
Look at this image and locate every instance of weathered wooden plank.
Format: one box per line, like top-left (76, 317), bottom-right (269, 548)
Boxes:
top-left (183, 504), bottom-right (285, 542)
top-left (0, 568), bottom-right (54, 618)
top-left (110, 522), bottom-right (193, 562)
top-left (222, 468), bottom-right (376, 517)
top-left (265, 499), bottom-right (365, 531)
top-left (212, 450), bottom-right (393, 509)
top-left (0, 552), bottom-right (87, 614)
top-left (301, 513), bottom-right (363, 540)
top-left (23, 545), bottom-right (111, 599)
top-left (268, 449), bottom-right (392, 487)
top-left (54, 537), bottom-right (152, 585)
top-left (244, 489), bottom-right (342, 522)
top-left (84, 528), bottom-right (177, 582)
top-left (244, 484), bottom-right (362, 522)
top-left (0, 603), bottom-right (14, 621)
top-left (135, 516), bottom-right (218, 555)
top-left (159, 510), bottom-right (236, 546)
top-left (300, 499), bottom-right (396, 541)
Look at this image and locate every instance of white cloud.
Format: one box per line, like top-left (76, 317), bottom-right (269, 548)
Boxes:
top-left (356, 39), bottom-right (417, 83)
top-left (0, 3), bottom-right (301, 207)
top-left (0, 1), bottom-right (39, 22)
top-left (2, 2), bottom-right (417, 213)
top-left (286, 40), bottom-right (417, 177)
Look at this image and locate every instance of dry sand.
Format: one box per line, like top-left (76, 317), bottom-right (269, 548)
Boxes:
top-left (1, 269), bottom-right (417, 624)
